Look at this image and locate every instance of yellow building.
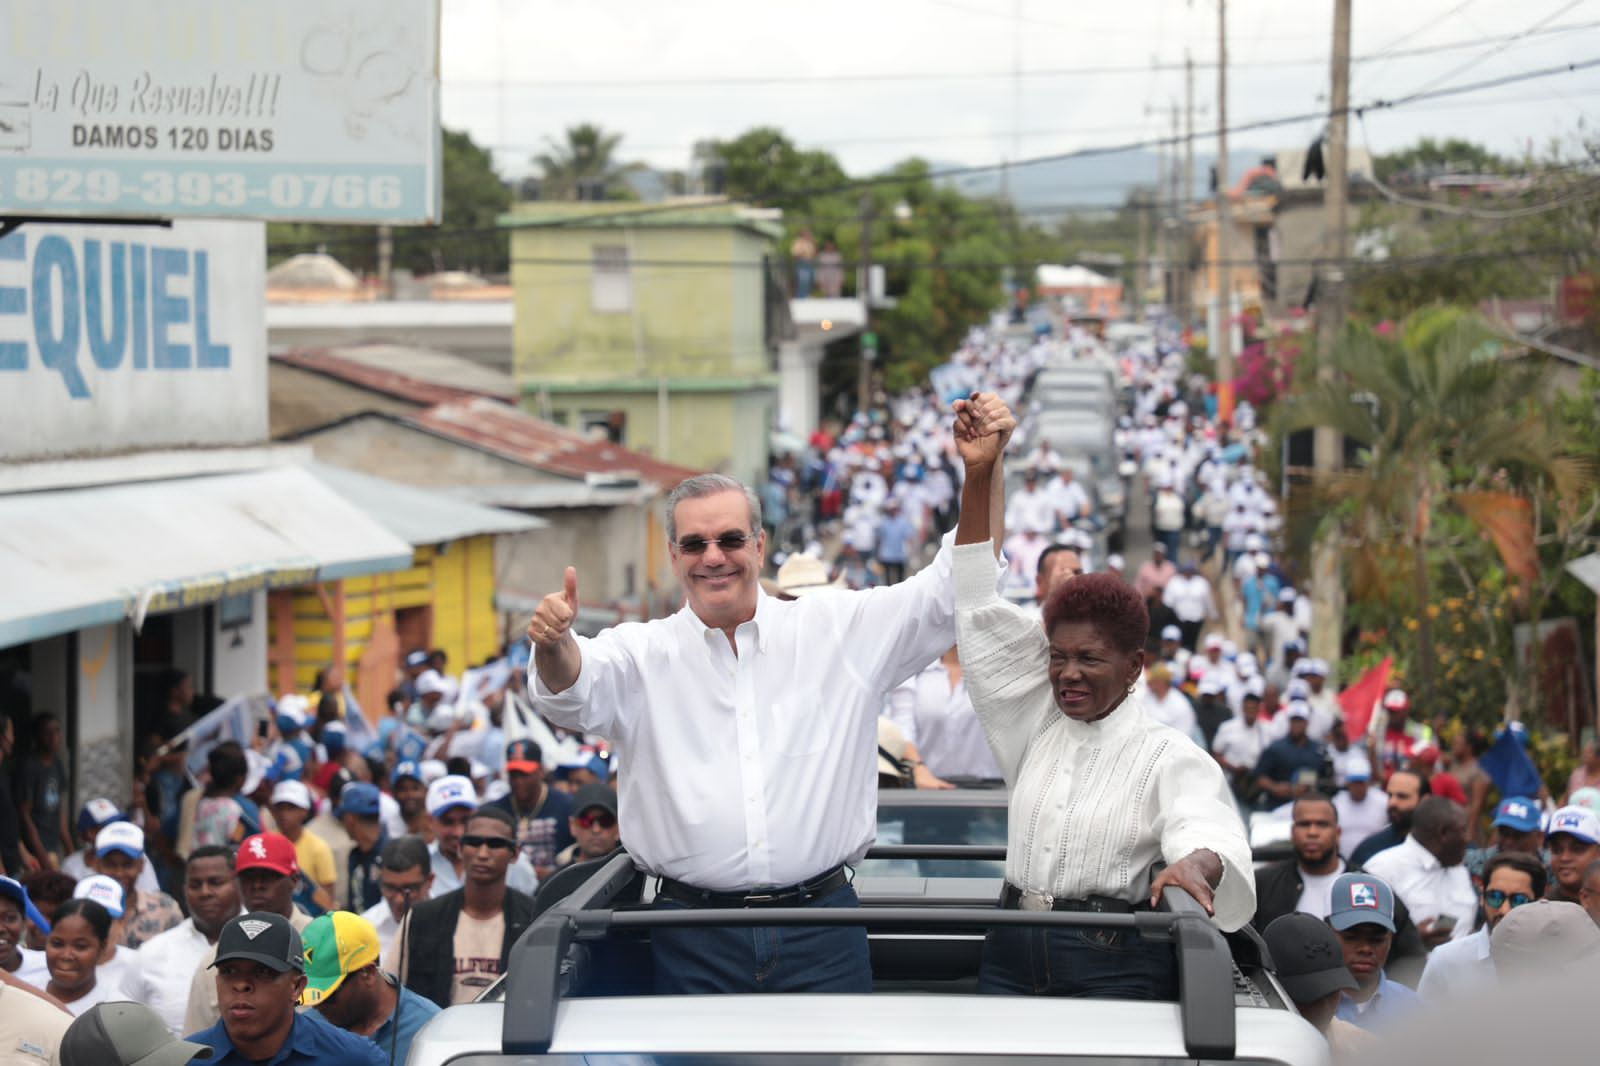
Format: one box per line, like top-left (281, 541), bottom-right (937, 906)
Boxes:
top-left (503, 200), bottom-right (788, 488)
top-left (268, 464), bottom-right (542, 716)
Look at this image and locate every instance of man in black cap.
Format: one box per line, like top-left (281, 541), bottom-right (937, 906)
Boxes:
top-left (1260, 913), bottom-right (1371, 1059)
top-left (185, 913), bottom-right (387, 1066)
top-left (59, 1002), bottom-right (212, 1066)
top-left (555, 784), bottom-right (622, 870)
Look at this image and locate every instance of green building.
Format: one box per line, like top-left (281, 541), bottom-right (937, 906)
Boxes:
top-left (502, 200), bottom-right (790, 488)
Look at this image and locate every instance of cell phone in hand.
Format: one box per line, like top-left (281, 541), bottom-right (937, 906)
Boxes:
top-left (1431, 913), bottom-right (1458, 933)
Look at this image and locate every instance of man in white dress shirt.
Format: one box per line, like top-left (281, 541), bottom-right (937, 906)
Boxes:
top-left (127, 845), bottom-right (241, 1035)
top-left (1418, 850), bottom-right (1545, 1001)
top-left (1364, 797), bottom-right (1479, 948)
top-left (525, 411), bottom-right (1009, 994)
top-left (1332, 760), bottom-right (1388, 862)
top-left (1162, 562), bottom-right (1216, 651)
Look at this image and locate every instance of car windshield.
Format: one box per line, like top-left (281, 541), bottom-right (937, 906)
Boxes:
top-left (863, 792), bottom-right (1008, 878)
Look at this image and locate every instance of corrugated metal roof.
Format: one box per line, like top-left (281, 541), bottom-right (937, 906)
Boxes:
top-left (0, 466), bottom-right (414, 647)
top-left (408, 398), bottom-right (702, 489)
top-left (305, 462), bottom-right (546, 546)
top-left (272, 349), bottom-right (489, 407)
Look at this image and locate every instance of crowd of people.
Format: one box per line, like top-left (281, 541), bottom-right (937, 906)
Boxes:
top-left (1, 314), bottom-right (1597, 1065)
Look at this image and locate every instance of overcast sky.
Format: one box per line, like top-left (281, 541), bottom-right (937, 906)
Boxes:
top-left (439, 0), bottom-right (1600, 184)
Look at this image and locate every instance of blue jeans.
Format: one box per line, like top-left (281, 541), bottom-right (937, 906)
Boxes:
top-left (976, 924), bottom-right (1178, 999)
top-left (651, 882), bottom-right (872, 993)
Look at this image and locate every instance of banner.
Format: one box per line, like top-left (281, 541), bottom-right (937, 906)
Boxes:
top-left (1338, 656), bottom-right (1392, 740)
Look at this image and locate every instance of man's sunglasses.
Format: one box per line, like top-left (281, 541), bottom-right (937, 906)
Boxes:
top-left (460, 835), bottom-right (518, 851)
top-left (1483, 889), bottom-right (1535, 909)
top-left (675, 531), bottom-right (756, 555)
top-left (574, 811), bottom-right (617, 830)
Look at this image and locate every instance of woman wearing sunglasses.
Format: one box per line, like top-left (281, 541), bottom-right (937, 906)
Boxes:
top-left (1416, 849), bottom-right (1546, 1001)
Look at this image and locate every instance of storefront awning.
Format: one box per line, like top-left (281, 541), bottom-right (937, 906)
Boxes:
top-left (0, 466), bottom-right (416, 648)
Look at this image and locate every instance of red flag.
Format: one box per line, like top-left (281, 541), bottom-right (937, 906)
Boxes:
top-left (1339, 656), bottom-right (1393, 739)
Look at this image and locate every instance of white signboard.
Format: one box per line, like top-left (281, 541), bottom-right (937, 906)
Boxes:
top-left (0, 219), bottom-right (267, 460)
top-left (0, 0), bottom-right (441, 223)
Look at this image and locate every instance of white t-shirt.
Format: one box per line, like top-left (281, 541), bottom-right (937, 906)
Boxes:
top-left (1295, 861), bottom-right (1348, 918)
top-left (451, 911), bottom-right (505, 1005)
top-left (1333, 788), bottom-right (1390, 861)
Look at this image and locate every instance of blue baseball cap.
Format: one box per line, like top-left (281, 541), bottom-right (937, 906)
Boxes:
top-left (1328, 873), bottom-right (1397, 933)
top-left (337, 782), bottom-right (382, 818)
top-left (320, 721), bottom-right (347, 754)
top-left (76, 798), bottom-right (125, 838)
top-left (391, 760), bottom-right (423, 786)
top-left (0, 876), bottom-right (52, 934)
top-left (1493, 797), bottom-right (1542, 834)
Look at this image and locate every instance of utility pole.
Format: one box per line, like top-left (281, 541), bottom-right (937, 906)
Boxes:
top-left (377, 225), bottom-right (393, 298)
top-left (1182, 50), bottom-right (1195, 333)
top-left (1168, 101), bottom-right (1181, 313)
top-left (1213, 0), bottom-right (1234, 414)
top-left (1310, 0), bottom-right (1353, 663)
top-left (857, 192), bottom-right (875, 414)
top-left (1136, 186), bottom-right (1150, 323)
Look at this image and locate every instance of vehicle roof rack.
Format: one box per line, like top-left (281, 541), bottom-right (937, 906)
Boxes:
top-left (501, 845), bottom-right (1238, 1061)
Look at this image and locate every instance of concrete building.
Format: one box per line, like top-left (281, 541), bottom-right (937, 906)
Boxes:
top-left (503, 200), bottom-right (791, 487)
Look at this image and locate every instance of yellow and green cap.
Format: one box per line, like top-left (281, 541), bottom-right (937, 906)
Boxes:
top-left (299, 911), bottom-right (381, 1006)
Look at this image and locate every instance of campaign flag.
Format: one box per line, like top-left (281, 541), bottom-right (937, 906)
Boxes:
top-left (1479, 725), bottom-right (1545, 800)
top-left (1338, 656), bottom-right (1392, 739)
top-left (341, 682), bottom-right (378, 751)
top-left (179, 692), bottom-right (268, 778)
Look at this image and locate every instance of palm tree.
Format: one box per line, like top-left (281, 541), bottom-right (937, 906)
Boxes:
top-left (532, 124), bottom-right (629, 201)
top-left (1280, 307), bottom-right (1592, 706)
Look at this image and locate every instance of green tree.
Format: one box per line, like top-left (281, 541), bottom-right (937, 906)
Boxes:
top-left (1373, 137), bottom-right (1513, 183)
top-left (533, 123), bottom-right (632, 201)
top-left (267, 127), bottom-right (511, 275)
top-left (1280, 307), bottom-right (1591, 713)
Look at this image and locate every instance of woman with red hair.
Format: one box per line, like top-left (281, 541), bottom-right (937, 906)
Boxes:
top-left (948, 394), bottom-right (1254, 999)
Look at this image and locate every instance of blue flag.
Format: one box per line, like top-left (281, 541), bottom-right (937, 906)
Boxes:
top-left (1479, 726), bottom-right (1544, 800)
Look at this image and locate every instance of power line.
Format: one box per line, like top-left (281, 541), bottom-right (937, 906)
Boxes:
top-left (442, 19), bottom-right (1600, 90)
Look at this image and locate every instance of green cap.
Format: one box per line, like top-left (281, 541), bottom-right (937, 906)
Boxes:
top-left (55, 1002), bottom-right (214, 1066)
top-left (300, 911), bottom-right (382, 1006)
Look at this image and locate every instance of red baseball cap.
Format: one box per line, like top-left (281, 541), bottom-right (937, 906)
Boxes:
top-left (237, 832), bottom-right (299, 877)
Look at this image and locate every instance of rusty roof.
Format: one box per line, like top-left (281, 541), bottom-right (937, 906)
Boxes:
top-left (408, 398), bottom-right (702, 488)
top-left (272, 348), bottom-right (503, 407)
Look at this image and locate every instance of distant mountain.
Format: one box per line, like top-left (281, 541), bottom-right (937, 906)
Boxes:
top-left (933, 147), bottom-right (1273, 212)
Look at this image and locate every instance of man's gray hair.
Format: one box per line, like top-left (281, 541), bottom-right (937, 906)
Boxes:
top-left (379, 834), bottom-right (432, 876)
top-left (664, 474), bottom-right (762, 544)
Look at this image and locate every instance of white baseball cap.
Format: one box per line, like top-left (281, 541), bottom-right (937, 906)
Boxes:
top-left (73, 874), bottom-right (125, 918)
top-left (417, 670), bottom-right (451, 698)
top-left (426, 774), bottom-right (479, 818)
top-left (1548, 805), bottom-right (1600, 845)
top-left (1160, 624), bottom-right (1183, 642)
top-left (95, 821), bottom-right (145, 860)
top-left (270, 780), bottom-right (313, 810)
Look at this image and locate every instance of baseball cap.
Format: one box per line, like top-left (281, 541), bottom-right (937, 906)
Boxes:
top-left (320, 721), bottom-right (348, 754)
top-left (1492, 796), bottom-right (1542, 834)
top-left (1490, 900), bottom-right (1600, 977)
top-left (1203, 633), bottom-right (1225, 651)
top-left (337, 782), bottom-right (382, 818)
top-left (1382, 687), bottom-right (1410, 711)
top-left (57, 1002), bottom-right (215, 1066)
top-left (211, 912), bottom-right (304, 974)
top-left (1106, 553), bottom-right (1125, 571)
top-left (269, 780), bottom-right (313, 811)
top-left (426, 774), bottom-right (478, 818)
top-left (1546, 805), bottom-right (1600, 845)
top-left (274, 694), bottom-right (310, 731)
top-left (1328, 873), bottom-right (1397, 933)
top-left (0, 875), bottom-right (53, 934)
top-left (505, 739), bottom-right (542, 775)
top-left (95, 822), bottom-right (146, 860)
top-left (1261, 913), bottom-right (1359, 1005)
top-left (300, 912), bottom-right (381, 1005)
top-left (1344, 754), bottom-right (1373, 782)
top-left (236, 832), bottom-right (299, 878)
top-left (775, 553), bottom-right (844, 597)
top-left (404, 649), bottom-right (431, 669)
top-left (571, 783), bottom-right (618, 819)
top-left (391, 760), bottom-right (424, 787)
top-left (1302, 658), bottom-right (1329, 677)
top-left (1197, 677), bottom-right (1225, 697)
top-left (1285, 700), bottom-right (1312, 721)
top-left (77, 798), bottom-right (126, 837)
top-left (416, 670), bottom-right (451, 698)
top-left (73, 874), bottom-right (125, 919)
top-left (1160, 624), bottom-right (1182, 642)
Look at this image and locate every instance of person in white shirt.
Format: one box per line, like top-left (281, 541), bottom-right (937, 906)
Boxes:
top-left (67, 876), bottom-right (139, 999)
top-left (1162, 562), bottom-right (1216, 650)
top-left (367, 836), bottom-right (433, 974)
top-left (1418, 850), bottom-right (1545, 1001)
top-left (1364, 797), bottom-right (1479, 948)
top-left (42, 899), bottom-right (126, 1017)
top-left (950, 410), bottom-right (1253, 999)
top-left (127, 845), bottom-right (242, 1034)
top-left (1005, 468), bottom-right (1057, 536)
top-left (1047, 466), bottom-right (1092, 525)
top-left (1332, 762), bottom-right (1388, 861)
top-left (1141, 664), bottom-right (1201, 745)
top-left (62, 801), bottom-right (161, 897)
top-left (525, 399), bottom-right (1010, 996)
top-left (884, 649), bottom-right (1002, 782)
top-left (1212, 698), bottom-right (1272, 799)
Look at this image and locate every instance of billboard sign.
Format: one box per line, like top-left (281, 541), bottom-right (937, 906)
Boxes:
top-left (0, 219), bottom-right (267, 460)
top-left (0, 0), bottom-right (441, 223)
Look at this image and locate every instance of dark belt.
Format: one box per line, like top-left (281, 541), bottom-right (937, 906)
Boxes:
top-left (999, 882), bottom-right (1147, 914)
top-left (657, 865), bottom-right (848, 908)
